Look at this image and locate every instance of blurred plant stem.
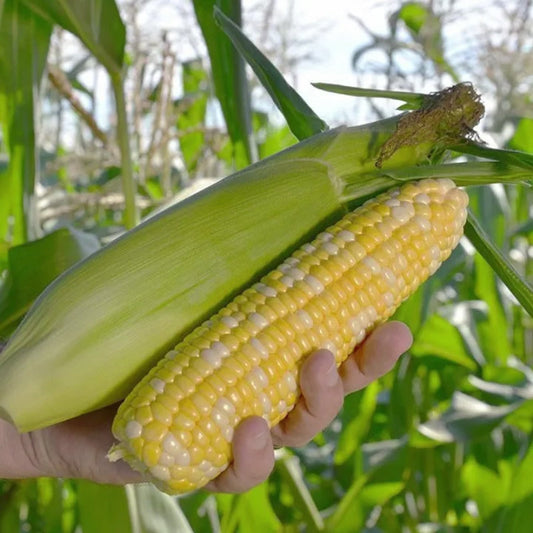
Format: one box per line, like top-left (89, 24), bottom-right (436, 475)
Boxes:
top-left (111, 72), bottom-right (138, 229)
top-left (276, 451), bottom-right (324, 532)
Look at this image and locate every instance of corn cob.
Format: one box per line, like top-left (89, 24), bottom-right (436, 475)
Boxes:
top-left (109, 178), bottom-right (469, 494)
top-left (0, 84), bottom-right (483, 432)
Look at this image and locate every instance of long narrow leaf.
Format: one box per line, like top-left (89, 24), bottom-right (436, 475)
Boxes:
top-left (0, 228), bottom-right (100, 335)
top-left (312, 82), bottom-right (426, 108)
top-left (465, 211), bottom-right (533, 316)
top-left (127, 484), bottom-right (194, 533)
top-left (192, 0), bottom-right (255, 168)
top-left (20, 0), bottom-right (125, 75)
top-left (0, 0), bottom-right (52, 244)
top-left (77, 482), bottom-right (132, 533)
top-left (213, 6), bottom-right (327, 141)
top-left (276, 452), bottom-right (324, 532)
top-left (452, 141), bottom-right (533, 171)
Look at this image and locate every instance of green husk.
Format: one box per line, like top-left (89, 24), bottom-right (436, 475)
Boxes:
top-left (0, 120), bottom-right (398, 431)
top-left (0, 85), bottom-right (488, 431)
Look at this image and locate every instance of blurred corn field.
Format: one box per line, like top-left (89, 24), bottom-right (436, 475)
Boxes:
top-left (0, 0), bottom-right (532, 532)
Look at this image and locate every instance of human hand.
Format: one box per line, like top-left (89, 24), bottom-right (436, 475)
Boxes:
top-left (206, 320), bottom-right (412, 492)
top-left (0, 321), bottom-right (411, 490)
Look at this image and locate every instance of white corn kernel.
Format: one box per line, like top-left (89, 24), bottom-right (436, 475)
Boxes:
top-left (125, 420), bottom-right (143, 439)
top-left (296, 309), bottom-right (313, 328)
top-left (249, 312), bottom-right (269, 329)
top-left (150, 378), bottom-right (166, 394)
top-left (337, 229), bottom-right (355, 242)
top-left (304, 275), bottom-right (324, 295)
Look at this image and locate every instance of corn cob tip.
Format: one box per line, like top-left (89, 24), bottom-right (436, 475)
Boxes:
top-left (110, 178), bottom-right (468, 494)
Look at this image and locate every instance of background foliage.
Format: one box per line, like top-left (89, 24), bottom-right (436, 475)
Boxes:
top-left (0, 0), bottom-right (532, 531)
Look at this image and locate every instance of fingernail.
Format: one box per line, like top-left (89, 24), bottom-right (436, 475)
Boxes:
top-left (250, 429), bottom-right (269, 451)
top-left (325, 360), bottom-right (339, 387)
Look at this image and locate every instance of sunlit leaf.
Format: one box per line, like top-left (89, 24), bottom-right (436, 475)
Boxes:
top-left (360, 481), bottom-right (405, 507)
top-left (220, 483), bottom-right (281, 533)
top-left (21, 0), bottom-right (125, 75)
top-left (396, 2), bottom-right (458, 81)
top-left (257, 123), bottom-right (295, 159)
top-left (417, 392), bottom-right (520, 443)
top-left (362, 438), bottom-right (409, 473)
top-left (507, 117), bottom-right (533, 153)
top-left (276, 453), bottom-right (324, 533)
top-left (176, 59), bottom-right (208, 173)
top-left (0, 227), bottom-right (100, 336)
top-left (311, 83), bottom-right (425, 107)
top-left (410, 314), bottom-right (478, 370)
top-left (466, 212), bottom-right (533, 317)
top-left (468, 374), bottom-right (533, 402)
top-left (398, 2), bottom-right (429, 34)
top-left (0, 0), bottom-right (52, 245)
top-left (453, 141), bottom-right (533, 171)
top-left (127, 484), bottom-right (194, 533)
top-left (213, 6), bottom-right (327, 141)
top-left (77, 481), bottom-right (131, 533)
top-left (496, 445), bottom-right (533, 532)
top-left (192, 0), bottom-right (255, 168)
top-left (335, 382), bottom-right (379, 464)
top-left (461, 458), bottom-right (508, 521)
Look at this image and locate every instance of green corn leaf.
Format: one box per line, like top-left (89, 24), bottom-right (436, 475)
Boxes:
top-left (20, 0), bottom-right (125, 76)
top-left (312, 82), bottom-right (426, 108)
top-left (192, 0), bottom-right (255, 168)
top-left (335, 382), bottom-right (380, 464)
top-left (453, 141), bottom-right (533, 171)
top-left (276, 452), bottom-right (324, 533)
top-left (497, 444), bottom-right (533, 532)
top-left (396, 1), bottom-right (458, 81)
top-left (226, 484), bottom-right (282, 533)
top-left (0, 228), bottom-right (100, 336)
top-left (176, 59), bottom-right (209, 174)
top-left (416, 392), bottom-right (520, 443)
top-left (363, 161), bottom-right (533, 187)
top-left (77, 482), bottom-right (132, 533)
top-left (127, 484), bottom-right (194, 533)
top-left (507, 117), bottom-right (533, 153)
top-left (465, 211), bottom-right (533, 317)
top-left (461, 458), bottom-right (509, 522)
top-left (0, 0), bottom-right (52, 245)
top-left (512, 217), bottom-right (533, 237)
top-left (410, 314), bottom-right (478, 370)
top-left (213, 5), bottom-right (327, 141)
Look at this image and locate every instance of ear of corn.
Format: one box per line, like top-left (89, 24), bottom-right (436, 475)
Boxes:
top-left (0, 159), bottom-right (343, 431)
top-left (0, 117), bottom-right (437, 432)
top-left (0, 84), bottom-right (481, 432)
top-left (109, 178), bottom-right (469, 494)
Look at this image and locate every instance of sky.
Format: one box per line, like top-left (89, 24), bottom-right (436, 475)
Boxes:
top-left (275, 0), bottom-right (390, 124)
top-left (135, 0), bottom-right (394, 126)
top-left (89, 0), bottom-right (509, 138)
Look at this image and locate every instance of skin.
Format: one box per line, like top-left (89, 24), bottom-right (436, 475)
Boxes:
top-left (0, 321), bottom-right (412, 493)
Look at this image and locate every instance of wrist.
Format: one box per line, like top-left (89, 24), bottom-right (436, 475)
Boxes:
top-left (0, 419), bottom-right (45, 479)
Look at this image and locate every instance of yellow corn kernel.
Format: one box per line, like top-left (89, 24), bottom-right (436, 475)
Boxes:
top-left (109, 178), bottom-right (468, 495)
